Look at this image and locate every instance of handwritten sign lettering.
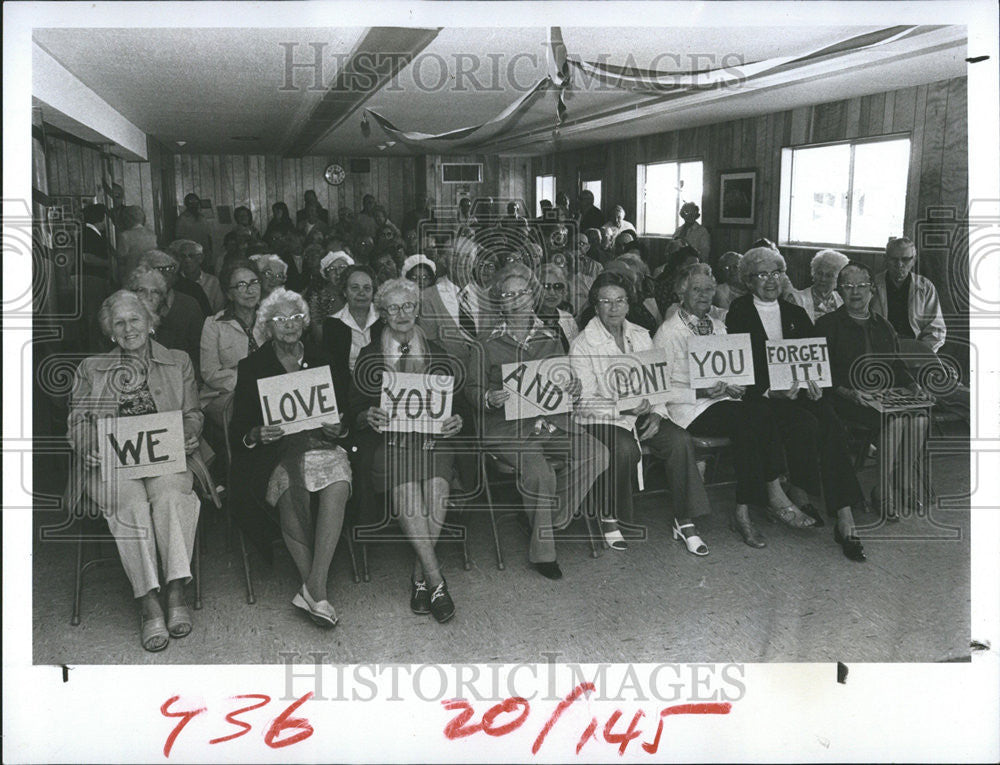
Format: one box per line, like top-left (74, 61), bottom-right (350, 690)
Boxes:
top-left (257, 366), bottom-right (340, 435)
top-left (97, 410), bottom-right (186, 480)
top-left (765, 338), bottom-right (832, 389)
top-left (502, 357), bottom-right (573, 420)
top-left (381, 371), bottom-right (454, 433)
top-left (686, 333), bottom-right (754, 388)
top-left (603, 348), bottom-right (673, 414)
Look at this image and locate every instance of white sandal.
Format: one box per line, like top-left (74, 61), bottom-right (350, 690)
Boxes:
top-left (672, 519), bottom-right (709, 556)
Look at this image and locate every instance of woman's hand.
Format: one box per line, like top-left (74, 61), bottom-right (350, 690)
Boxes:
top-left (804, 380), bottom-right (823, 401)
top-left (707, 381), bottom-right (728, 399)
top-left (772, 381), bottom-right (801, 400)
top-left (250, 425), bottom-right (285, 445)
top-left (725, 384), bottom-right (745, 399)
top-left (365, 406), bottom-right (390, 433)
top-left (624, 398), bottom-right (652, 417)
top-left (183, 433), bottom-right (200, 455)
top-left (439, 414), bottom-right (463, 437)
top-left (565, 377), bottom-right (583, 401)
top-left (486, 389), bottom-right (511, 408)
top-left (637, 411), bottom-right (661, 441)
top-left (320, 421), bottom-right (344, 439)
top-left (83, 448), bottom-right (101, 469)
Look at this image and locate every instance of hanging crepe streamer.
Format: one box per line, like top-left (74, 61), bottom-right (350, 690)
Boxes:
top-left (567, 25), bottom-right (919, 92)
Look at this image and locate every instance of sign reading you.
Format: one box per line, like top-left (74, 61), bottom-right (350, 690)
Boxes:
top-left (501, 357), bottom-right (573, 420)
top-left (765, 338), bottom-right (832, 389)
top-left (97, 410), bottom-right (186, 480)
top-left (257, 366), bottom-right (340, 435)
top-left (381, 371), bottom-right (454, 434)
top-left (606, 348), bottom-right (673, 414)
top-left (686, 333), bottom-right (755, 388)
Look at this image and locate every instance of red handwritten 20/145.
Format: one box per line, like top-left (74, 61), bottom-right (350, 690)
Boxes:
top-left (160, 692), bottom-right (314, 757)
top-left (443, 683), bottom-right (732, 756)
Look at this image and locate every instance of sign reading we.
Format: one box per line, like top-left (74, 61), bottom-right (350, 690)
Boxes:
top-left (97, 410), bottom-right (186, 480)
top-left (604, 348), bottom-right (673, 415)
top-left (257, 366), bottom-right (340, 435)
top-left (381, 372), bottom-right (454, 434)
top-left (501, 357), bottom-right (573, 421)
top-left (765, 338), bottom-right (832, 389)
top-left (686, 333), bottom-right (755, 388)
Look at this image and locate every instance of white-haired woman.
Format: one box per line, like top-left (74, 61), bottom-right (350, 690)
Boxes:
top-left (250, 253), bottom-right (288, 300)
top-left (347, 278), bottom-right (465, 623)
top-left (536, 262), bottom-right (579, 350)
top-left (229, 288), bottom-right (351, 628)
top-left (67, 290), bottom-right (202, 652)
top-left (126, 261), bottom-right (204, 379)
top-left (725, 246), bottom-right (866, 561)
top-left (791, 249), bottom-right (848, 321)
top-left (653, 264), bottom-right (802, 548)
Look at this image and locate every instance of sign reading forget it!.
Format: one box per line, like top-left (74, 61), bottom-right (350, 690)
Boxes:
top-left (765, 338), bottom-right (831, 389)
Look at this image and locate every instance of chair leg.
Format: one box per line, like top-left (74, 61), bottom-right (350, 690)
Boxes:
top-left (237, 529), bottom-right (256, 604)
top-left (343, 528), bottom-right (361, 584)
top-left (482, 458), bottom-right (505, 570)
top-left (71, 532), bottom-right (84, 626)
top-left (582, 511), bottom-right (601, 558)
top-left (458, 511), bottom-right (472, 571)
top-left (193, 521), bottom-right (203, 610)
top-left (361, 542), bottom-right (371, 582)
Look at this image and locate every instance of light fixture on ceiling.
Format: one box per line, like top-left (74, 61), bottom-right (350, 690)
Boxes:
top-left (175, 140), bottom-right (187, 147)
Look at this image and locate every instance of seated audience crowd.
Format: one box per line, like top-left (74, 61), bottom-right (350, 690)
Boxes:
top-left (63, 189), bottom-right (953, 651)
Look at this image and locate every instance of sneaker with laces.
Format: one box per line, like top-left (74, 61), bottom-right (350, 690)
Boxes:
top-left (429, 580), bottom-right (455, 623)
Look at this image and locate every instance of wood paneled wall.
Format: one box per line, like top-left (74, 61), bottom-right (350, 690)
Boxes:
top-left (171, 155), bottom-right (417, 231)
top-left (425, 154), bottom-right (532, 215)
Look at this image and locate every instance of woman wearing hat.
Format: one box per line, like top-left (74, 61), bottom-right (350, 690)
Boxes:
top-left (307, 250), bottom-right (354, 343)
top-left (402, 253), bottom-right (438, 291)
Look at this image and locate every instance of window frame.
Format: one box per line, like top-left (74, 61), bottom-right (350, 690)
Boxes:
top-left (778, 133), bottom-right (911, 250)
top-left (534, 174), bottom-right (556, 217)
top-left (635, 158), bottom-right (704, 236)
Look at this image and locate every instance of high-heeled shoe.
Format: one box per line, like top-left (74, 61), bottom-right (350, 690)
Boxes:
top-left (834, 524), bottom-right (866, 562)
top-left (601, 520), bottom-right (628, 551)
top-left (672, 519), bottom-right (708, 556)
top-left (730, 509), bottom-right (766, 548)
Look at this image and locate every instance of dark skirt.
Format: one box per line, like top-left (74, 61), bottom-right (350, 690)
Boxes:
top-left (370, 433), bottom-right (455, 493)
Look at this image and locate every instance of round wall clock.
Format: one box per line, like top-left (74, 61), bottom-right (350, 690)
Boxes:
top-left (324, 163), bottom-right (346, 186)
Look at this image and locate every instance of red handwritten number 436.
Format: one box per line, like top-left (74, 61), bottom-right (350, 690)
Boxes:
top-left (160, 692), bottom-right (314, 757)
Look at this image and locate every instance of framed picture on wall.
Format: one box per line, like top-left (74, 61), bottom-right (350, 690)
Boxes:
top-left (719, 169), bottom-right (756, 226)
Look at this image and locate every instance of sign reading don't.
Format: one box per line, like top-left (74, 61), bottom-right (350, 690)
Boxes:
top-left (381, 372), bottom-right (454, 434)
top-left (257, 366), bottom-right (340, 435)
top-left (765, 338), bottom-right (832, 389)
top-left (502, 356), bottom-right (573, 420)
top-left (97, 410), bottom-right (186, 481)
top-left (605, 348), bottom-right (673, 414)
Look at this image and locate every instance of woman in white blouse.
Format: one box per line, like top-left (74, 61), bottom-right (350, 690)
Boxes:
top-left (570, 271), bottom-right (713, 555)
top-left (652, 264), bottom-right (802, 548)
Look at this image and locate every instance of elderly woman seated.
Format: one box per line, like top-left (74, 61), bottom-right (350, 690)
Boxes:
top-left (725, 246), bottom-right (866, 561)
top-left (232, 206), bottom-right (262, 243)
top-left (250, 253), bottom-right (288, 300)
top-left (791, 249), bottom-right (848, 321)
top-left (126, 260), bottom-right (204, 378)
top-left (576, 258), bottom-right (660, 332)
top-left (229, 288), bottom-right (351, 628)
top-left (712, 251), bottom-right (746, 310)
top-left (536, 263), bottom-right (579, 350)
top-left (199, 258), bottom-right (262, 428)
top-left (68, 290), bottom-right (202, 651)
top-left (817, 263), bottom-right (932, 520)
top-left (570, 271), bottom-right (713, 555)
top-left (307, 250), bottom-right (353, 342)
top-left (653, 264), bottom-right (804, 547)
top-left (348, 278), bottom-right (466, 622)
top-left (470, 264), bottom-right (608, 577)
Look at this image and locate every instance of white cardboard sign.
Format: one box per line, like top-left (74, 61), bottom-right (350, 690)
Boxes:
top-left (97, 410), bottom-right (186, 480)
top-left (257, 366), bottom-right (340, 435)
top-left (765, 338), bottom-right (832, 389)
top-left (604, 348), bottom-right (673, 414)
top-left (686, 333), bottom-right (755, 388)
top-left (381, 371), bottom-right (454, 434)
top-left (501, 356), bottom-right (573, 420)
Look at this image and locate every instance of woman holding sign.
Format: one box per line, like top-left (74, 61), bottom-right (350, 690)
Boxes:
top-left (570, 271), bottom-right (714, 555)
top-left (229, 288), bottom-right (352, 628)
top-left (68, 290), bottom-right (203, 652)
top-left (817, 263), bottom-right (931, 521)
top-left (654, 264), bottom-right (803, 548)
top-left (725, 247), bottom-right (866, 562)
top-left (468, 264), bottom-right (608, 578)
top-left (348, 278), bottom-right (465, 623)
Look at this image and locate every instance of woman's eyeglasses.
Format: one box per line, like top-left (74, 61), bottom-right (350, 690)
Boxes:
top-left (840, 282), bottom-right (872, 292)
top-left (230, 279), bottom-right (260, 292)
top-left (263, 269), bottom-right (287, 281)
top-left (597, 297), bottom-right (628, 307)
top-left (271, 313), bottom-right (305, 325)
top-left (500, 289), bottom-right (533, 300)
top-left (543, 282), bottom-right (566, 291)
top-left (154, 264), bottom-right (177, 274)
top-left (751, 269), bottom-right (785, 282)
top-left (384, 302), bottom-right (417, 316)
